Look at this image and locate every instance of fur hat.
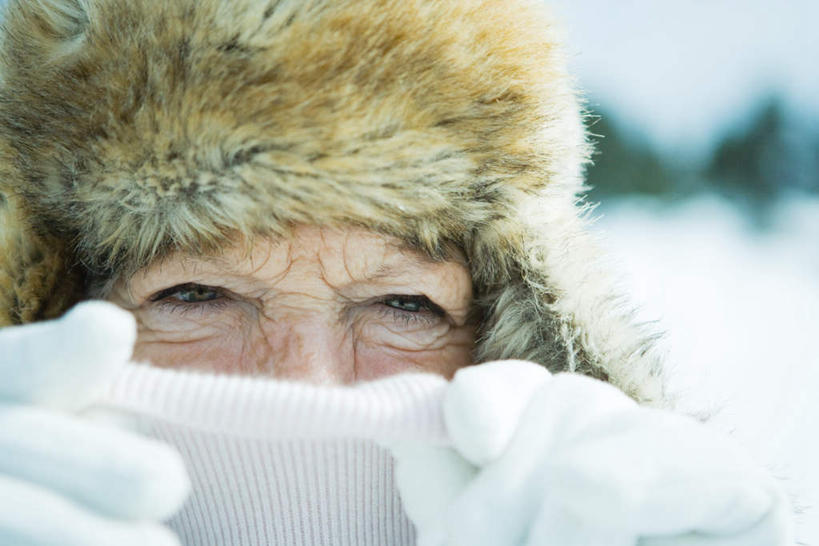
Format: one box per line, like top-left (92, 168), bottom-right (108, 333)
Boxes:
top-left (0, 0), bottom-right (666, 404)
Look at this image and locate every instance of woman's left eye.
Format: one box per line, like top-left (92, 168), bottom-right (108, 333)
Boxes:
top-left (150, 283), bottom-right (224, 304)
top-left (382, 295), bottom-right (444, 316)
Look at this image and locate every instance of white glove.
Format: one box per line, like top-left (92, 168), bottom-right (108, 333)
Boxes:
top-left (390, 361), bottom-right (794, 546)
top-left (0, 302), bottom-right (190, 546)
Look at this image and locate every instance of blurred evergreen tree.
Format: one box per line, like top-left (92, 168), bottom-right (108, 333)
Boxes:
top-left (585, 111), bottom-right (680, 201)
top-left (706, 99), bottom-right (786, 208)
top-left (584, 98), bottom-right (818, 222)
top-left (705, 97), bottom-right (818, 213)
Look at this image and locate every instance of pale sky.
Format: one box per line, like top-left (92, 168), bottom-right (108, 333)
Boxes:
top-left (548, 0), bottom-right (819, 156)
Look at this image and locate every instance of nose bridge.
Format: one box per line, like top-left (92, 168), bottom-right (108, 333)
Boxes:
top-left (270, 314), bottom-right (353, 384)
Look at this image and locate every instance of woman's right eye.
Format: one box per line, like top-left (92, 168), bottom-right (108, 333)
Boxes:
top-left (150, 283), bottom-right (224, 304)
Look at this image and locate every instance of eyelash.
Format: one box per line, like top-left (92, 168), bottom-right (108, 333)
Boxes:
top-left (149, 284), bottom-right (229, 315)
top-left (377, 295), bottom-right (445, 326)
top-left (155, 299), bottom-right (229, 316)
top-left (148, 284), bottom-right (446, 324)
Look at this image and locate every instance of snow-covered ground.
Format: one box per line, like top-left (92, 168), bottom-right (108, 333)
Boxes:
top-left (598, 195), bottom-right (819, 543)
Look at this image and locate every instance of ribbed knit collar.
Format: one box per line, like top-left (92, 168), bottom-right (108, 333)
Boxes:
top-left (96, 363), bottom-right (454, 545)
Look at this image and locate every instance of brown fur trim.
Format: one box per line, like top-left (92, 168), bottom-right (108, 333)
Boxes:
top-left (0, 0), bottom-right (668, 404)
top-left (0, 180), bottom-right (81, 326)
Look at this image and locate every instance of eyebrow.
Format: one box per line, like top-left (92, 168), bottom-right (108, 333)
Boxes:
top-left (354, 242), bottom-right (463, 283)
top-left (158, 239), bottom-right (463, 285)
top-left (364, 262), bottom-right (418, 282)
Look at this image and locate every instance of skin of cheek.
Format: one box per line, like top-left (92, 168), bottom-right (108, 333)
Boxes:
top-left (351, 306), bottom-right (475, 374)
top-left (131, 300), bottom-right (474, 382)
top-left (132, 305), bottom-right (268, 374)
top-left (352, 320), bottom-right (476, 381)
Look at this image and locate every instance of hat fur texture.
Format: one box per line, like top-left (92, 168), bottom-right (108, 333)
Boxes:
top-left (0, 0), bottom-right (666, 405)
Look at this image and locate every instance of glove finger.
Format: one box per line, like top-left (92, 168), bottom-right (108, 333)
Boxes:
top-left (525, 497), bottom-right (634, 546)
top-left (444, 360), bottom-right (552, 466)
top-left (448, 372), bottom-right (789, 543)
top-left (551, 409), bottom-right (780, 535)
top-left (0, 403), bottom-right (189, 520)
top-left (526, 481), bottom-right (792, 546)
top-left (0, 301), bottom-right (136, 410)
top-left (389, 442), bottom-right (476, 546)
top-left (641, 536), bottom-right (766, 546)
top-left (0, 474), bottom-right (180, 546)
top-left (638, 482), bottom-right (794, 546)
top-left (445, 373), bottom-right (638, 546)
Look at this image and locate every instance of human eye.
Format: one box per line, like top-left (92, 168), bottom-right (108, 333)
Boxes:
top-left (379, 295), bottom-right (446, 325)
top-left (148, 283), bottom-right (228, 311)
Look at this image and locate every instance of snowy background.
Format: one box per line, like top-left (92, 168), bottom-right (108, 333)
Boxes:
top-left (550, 0), bottom-right (819, 155)
top-left (548, 1), bottom-right (818, 541)
top-left (0, 0), bottom-right (813, 541)
top-left (600, 198), bottom-right (819, 542)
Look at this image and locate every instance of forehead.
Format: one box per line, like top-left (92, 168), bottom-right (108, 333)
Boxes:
top-left (134, 226), bottom-right (468, 289)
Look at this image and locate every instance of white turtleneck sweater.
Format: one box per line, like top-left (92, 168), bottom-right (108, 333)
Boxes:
top-left (92, 362), bottom-right (793, 546)
top-left (97, 364), bottom-right (450, 546)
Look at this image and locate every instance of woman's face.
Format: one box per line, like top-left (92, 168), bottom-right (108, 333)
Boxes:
top-left (109, 226), bottom-right (475, 383)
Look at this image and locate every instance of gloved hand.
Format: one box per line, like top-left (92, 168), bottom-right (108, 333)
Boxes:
top-left (0, 302), bottom-right (190, 546)
top-left (390, 361), bottom-right (794, 546)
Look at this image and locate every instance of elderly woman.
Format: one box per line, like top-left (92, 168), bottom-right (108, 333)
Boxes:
top-left (0, 0), bottom-right (792, 545)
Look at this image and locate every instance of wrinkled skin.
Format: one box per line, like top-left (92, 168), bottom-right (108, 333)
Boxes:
top-left (109, 227), bottom-right (475, 383)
